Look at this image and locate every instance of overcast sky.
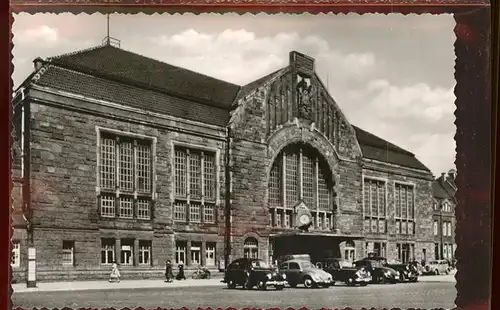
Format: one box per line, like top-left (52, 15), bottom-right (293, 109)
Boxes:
top-left (12, 13), bottom-right (456, 177)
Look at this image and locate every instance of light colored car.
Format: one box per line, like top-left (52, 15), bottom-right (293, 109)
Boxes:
top-left (280, 259), bottom-right (334, 288)
top-left (424, 260), bottom-right (450, 275)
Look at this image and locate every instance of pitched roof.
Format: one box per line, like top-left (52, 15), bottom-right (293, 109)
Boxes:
top-left (46, 44), bottom-right (241, 109)
top-left (352, 125), bottom-right (430, 171)
top-left (27, 44), bottom-right (430, 172)
top-left (433, 174), bottom-right (457, 202)
top-left (35, 65), bottom-right (231, 127)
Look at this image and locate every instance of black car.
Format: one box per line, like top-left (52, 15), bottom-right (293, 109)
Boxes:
top-left (363, 257), bottom-right (418, 283)
top-left (317, 258), bottom-right (372, 286)
top-left (222, 258), bottom-right (287, 290)
top-left (354, 259), bottom-right (400, 284)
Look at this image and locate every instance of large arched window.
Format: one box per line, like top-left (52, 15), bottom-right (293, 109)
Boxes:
top-left (243, 237), bottom-right (259, 259)
top-left (268, 144), bottom-right (334, 231)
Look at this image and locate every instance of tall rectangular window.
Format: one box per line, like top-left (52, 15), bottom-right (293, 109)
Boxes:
top-left (434, 220), bottom-right (438, 235)
top-left (191, 242), bottom-right (202, 265)
top-left (285, 153), bottom-right (298, 208)
top-left (174, 146), bottom-right (218, 225)
top-left (175, 241), bottom-right (186, 264)
top-left (11, 241), bottom-right (20, 268)
top-left (120, 239), bottom-right (134, 266)
top-left (137, 144), bottom-right (151, 193)
top-left (101, 238), bottom-right (115, 265)
top-left (174, 149), bottom-right (187, 197)
top-left (98, 132), bottom-right (153, 220)
top-left (317, 165), bottom-right (330, 209)
top-left (203, 153), bottom-right (216, 201)
top-left (139, 240), bottom-right (152, 266)
top-left (206, 243), bottom-right (216, 266)
top-left (395, 183), bottom-right (415, 235)
top-left (174, 147), bottom-right (216, 201)
top-left (119, 141), bottom-right (134, 192)
top-left (363, 178), bottom-right (386, 233)
top-left (189, 152), bottom-right (202, 199)
top-left (62, 241), bottom-right (75, 266)
top-left (302, 154), bottom-right (314, 206)
top-left (268, 161), bottom-right (281, 206)
top-left (100, 138), bottom-right (116, 190)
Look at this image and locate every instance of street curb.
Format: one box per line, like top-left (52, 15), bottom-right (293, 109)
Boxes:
top-left (13, 280), bottom-right (226, 293)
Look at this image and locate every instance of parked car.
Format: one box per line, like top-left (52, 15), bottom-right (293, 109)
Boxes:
top-left (354, 259), bottom-right (400, 284)
top-left (408, 261), bottom-right (424, 275)
top-left (318, 258), bottom-right (372, 286)
top-left (423, 260), bottom-right (451, 275)
top-left (222, 258), bottom-right (287, 290)
top-left (279, 256), bottom-right (334, 288)
top-left (364, 257), bottom-right (418, 283)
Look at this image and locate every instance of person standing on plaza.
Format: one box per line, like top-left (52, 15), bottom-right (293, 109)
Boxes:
top-left (165, 260), bottom-right (174, 283)
top-left (109, 262), bottom-right (121, 283)
top-left (176, 261), bottom-right (186, 280)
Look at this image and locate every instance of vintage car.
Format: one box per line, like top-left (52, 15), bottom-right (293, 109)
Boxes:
top-left (279, 256), bottom-right (334, 288)
top-left (317, 258), bottom-right (372, 286)
top-left (423, 259), bottom-right (451, 275)
top-left (354, 259), bottom-right (400, 284)
top-left (408, 261), bottom-right (425, 275)
top-left (222, 258), bottom-right (287, 290)
top-left (363, 257), bottom-right (418, 283)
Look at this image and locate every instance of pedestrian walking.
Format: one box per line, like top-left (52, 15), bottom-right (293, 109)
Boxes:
top-left (109, 262), bottom-right (121, 283)
top-left (165, 260), bottom-right (174, 283)
top-left (176, 261), bottom-right (186, 280)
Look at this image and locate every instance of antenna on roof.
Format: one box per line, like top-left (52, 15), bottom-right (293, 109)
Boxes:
top-left (102, 14), bottom-right (121, 48)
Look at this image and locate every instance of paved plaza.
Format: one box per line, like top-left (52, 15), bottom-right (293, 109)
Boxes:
top-left (12, 275), bottom-right (457, 310)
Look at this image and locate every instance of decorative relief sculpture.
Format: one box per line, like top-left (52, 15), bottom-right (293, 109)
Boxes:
top-left (296, 74), bottom-right (313, 120)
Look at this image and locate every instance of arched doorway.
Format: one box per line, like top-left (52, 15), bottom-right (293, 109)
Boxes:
top-left (268, 143), bottom-right (335, 230)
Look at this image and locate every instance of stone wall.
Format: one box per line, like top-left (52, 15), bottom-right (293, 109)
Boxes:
top-left (23, 87), bottom-right (228, 280)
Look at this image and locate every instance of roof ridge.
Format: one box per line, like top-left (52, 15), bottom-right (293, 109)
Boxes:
top-left (47, 43), bottom-right (106, 61)
top-left (61, 43), bottom-right (242, 89)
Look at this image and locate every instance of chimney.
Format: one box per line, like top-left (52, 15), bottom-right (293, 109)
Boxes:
top-left (440, 172), bottom-right (446, 186)
top-left (289, 51), bottom-right (315, 76)
top-left (33, 57), bottom-right (44, 71)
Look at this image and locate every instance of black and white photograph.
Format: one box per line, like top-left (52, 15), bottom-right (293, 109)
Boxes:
top-left (11, 12), bottom-right (458, 310)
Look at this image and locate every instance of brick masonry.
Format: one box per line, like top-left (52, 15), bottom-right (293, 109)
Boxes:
top-left (11, 51), bottom-right (436, 282)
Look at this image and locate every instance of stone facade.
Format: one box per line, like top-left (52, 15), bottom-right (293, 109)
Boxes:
top-left (432, 170), bottom-right (457, 261)
top-left (11, 47), bottom-right (436, 282)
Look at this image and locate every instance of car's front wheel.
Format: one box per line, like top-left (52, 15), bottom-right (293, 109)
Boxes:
top-left (376, 276), bottom-right (385, 284)
top-left (275, 285), bottom-right (284, 291)
top-left (227, 280), bottom-right (236, 289)
top-left (288, 281), bottom-right (297, 288)
top-left (257, 280), bottom-right (267, 291)
top-left (434, 269), bottom-right (440, 275)
top-left (303, 277), bottom-right (316, 288)
top-left (360, 282), bottom-right (368, 287)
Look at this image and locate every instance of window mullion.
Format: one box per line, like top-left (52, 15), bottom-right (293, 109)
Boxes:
top-left (186, 149), bottom-right (191, 204)
top-left (282, 154), bottom-right (286, 208)
top-left (133, 140), bottom-right (138, 219)
top-left (315, 158), bottom-right (319, 211)
top-left (299, 149), bottom-right (303, 201)
top-left (201, 151), bottom-right (205, 204)
top-left (115, 137), bottom-right (120, 218)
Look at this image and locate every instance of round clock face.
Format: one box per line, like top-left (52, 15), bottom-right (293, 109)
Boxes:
top-left (299, 214), bottom-right (310, 225)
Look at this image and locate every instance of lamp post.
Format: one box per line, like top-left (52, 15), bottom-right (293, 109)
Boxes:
top-left (440, 204), bottom-right (444, 260)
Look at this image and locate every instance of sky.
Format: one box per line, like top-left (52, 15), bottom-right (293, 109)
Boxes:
top-left (12, 13), bottom-right (457, 177)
